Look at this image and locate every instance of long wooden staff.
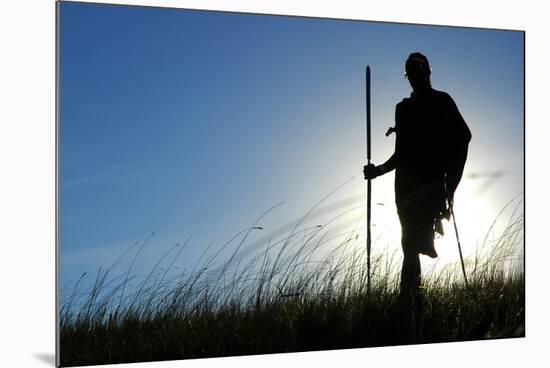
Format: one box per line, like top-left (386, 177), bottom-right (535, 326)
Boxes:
top-left (366, 66), bottom-right (372, 295)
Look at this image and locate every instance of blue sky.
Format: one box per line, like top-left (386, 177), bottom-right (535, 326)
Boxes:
top-left (59, 2), bottom-right (524, 287)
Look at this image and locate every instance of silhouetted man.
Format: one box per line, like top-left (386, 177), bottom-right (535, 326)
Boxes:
top-left (364, 52), bottom-right (471, 296)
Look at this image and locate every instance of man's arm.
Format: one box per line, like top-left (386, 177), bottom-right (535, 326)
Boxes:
top-left (443, 93), bottom-right (471, 199)
top-left (364, 153), bottom-right (397, 179)
top-left (364, 102), bottom-right (403, 179)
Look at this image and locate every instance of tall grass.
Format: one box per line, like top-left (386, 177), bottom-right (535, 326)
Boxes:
top-left (59, 195), bottom-right (524, 367)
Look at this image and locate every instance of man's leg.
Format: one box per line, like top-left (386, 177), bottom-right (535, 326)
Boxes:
top-left (396, 233), bottom-right (421, 344)
top-left (400, 241), bottom-right (421, 293)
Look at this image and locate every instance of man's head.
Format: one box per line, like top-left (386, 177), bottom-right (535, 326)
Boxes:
top-left (405, 52), bottom-right (431, 91)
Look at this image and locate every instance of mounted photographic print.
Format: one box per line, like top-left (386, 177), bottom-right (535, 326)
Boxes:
top-left (56, 1), bottom-right (525, 366)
